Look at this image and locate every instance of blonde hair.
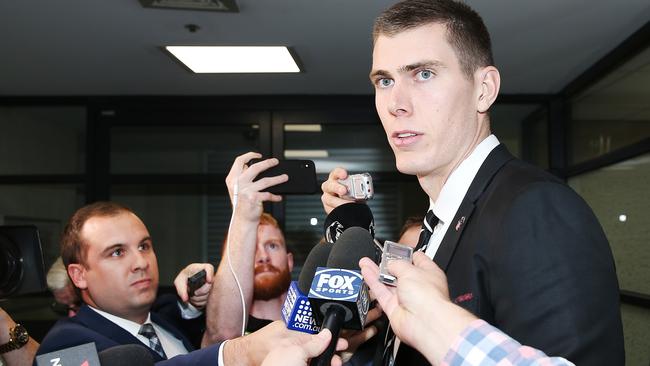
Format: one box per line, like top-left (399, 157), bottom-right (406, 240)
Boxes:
top-left (46, 257), bottom-right (71, 291)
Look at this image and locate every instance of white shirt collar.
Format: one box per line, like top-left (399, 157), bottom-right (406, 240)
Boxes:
top-left (430, 135), bottom-right (500, 225)
top-left (88, 305), bottom-right (152, 338)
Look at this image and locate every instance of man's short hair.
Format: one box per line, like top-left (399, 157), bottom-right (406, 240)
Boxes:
top-left (220, 212), bottom-right (290, 256)
top-left (398, 215), bottom-right (424, 239)
top-left (60, 201), bottom-right (134, 268)
top-left (259, 212), bottom-right (280, 229)
top-left (373, 0), bottom-right (494, 79)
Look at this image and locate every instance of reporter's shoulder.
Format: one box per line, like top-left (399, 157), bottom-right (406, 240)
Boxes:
top-left (36, 318), bottom-right (93, 355)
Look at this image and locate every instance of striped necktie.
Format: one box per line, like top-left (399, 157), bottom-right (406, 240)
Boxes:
top-left (414, 209), bottom-right (439, 253)
top-left (383, 209), bottom-right (439, 366)
top-left (139, 323), bottom-right (167, 359)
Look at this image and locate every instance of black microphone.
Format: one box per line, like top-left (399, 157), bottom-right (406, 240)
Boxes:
top-left (308, 227), bottom-right (378, 366)
top-left (281, 241), bottom-right (333, 333)
top-left (98, 344), bottom-right (154, 365)
top-left (323, 203), bottom-right (375, 243)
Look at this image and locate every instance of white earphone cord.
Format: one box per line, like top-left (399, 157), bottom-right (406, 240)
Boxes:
top-left (226, 183), bottom-right (247, 336)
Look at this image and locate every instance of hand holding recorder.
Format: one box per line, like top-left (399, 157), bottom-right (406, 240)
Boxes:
top-left (320, 168), bottom-right (374, 215)
top-left (359, 252), bottom-right (475, 365)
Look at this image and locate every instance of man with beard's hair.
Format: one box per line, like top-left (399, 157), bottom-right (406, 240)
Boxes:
top-left (246, 213), bottom-right (294, 333)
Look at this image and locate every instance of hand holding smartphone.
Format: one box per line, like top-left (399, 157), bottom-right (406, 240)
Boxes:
top-left (248, 158), bottom-right (318, 195)
top-left (187, 269), bottom-right (207, 297)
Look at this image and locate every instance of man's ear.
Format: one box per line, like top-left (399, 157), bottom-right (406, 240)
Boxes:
top-left (476, 66), bottom-right (500, 113)
top-left (67, 264), bottom-right (88, 290)
top-left (287, 253), bottom-right (294, 272)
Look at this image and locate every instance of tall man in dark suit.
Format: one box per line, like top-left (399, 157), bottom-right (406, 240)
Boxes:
top-left (36, 201), bottom-right (324, 365)
top-left (321, 0), bottom-right (624, 365)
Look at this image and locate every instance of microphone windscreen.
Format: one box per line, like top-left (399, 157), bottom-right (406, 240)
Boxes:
top-left (326, 227), bottom-right (379, 270)
top-left (298, 242), bottom-right (333, 293)
top-left (98, 344), bottom-right (154, 366)
top-left (324, 203), bottom-right (375, 243)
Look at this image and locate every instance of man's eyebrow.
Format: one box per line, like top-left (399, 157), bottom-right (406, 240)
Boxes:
top-left (369, 60), bottom-right (446, 82)
top-left (101, 243), bottom-right (124, 255)
top-left (400, 60), bottom-right (445, 72)
top-left (369, 69), bottom-right (391, 81)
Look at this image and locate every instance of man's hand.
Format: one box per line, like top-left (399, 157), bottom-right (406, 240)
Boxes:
top-left (0, 307), bottom-right (17, 344)
top-left (261, 329), bottom-right (345, 366)
top-left (224, 321), bottom-right (348, 366)
top-left (226, 152), bottom-right (288, 222)
top-left (174, 263), bottom-right (214, 309)
top-left (320, 168), bottom-right (355, 214)
top-left (359, 253), bottom-right (476, 365)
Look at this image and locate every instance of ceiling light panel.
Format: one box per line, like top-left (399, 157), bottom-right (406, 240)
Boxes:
top-left (166, 46), bottom-right (301, 73)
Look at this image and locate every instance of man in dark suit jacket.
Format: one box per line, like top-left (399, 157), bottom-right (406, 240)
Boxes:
top-left (37, 304), bottom-right (216, 365)
top-left (320, 0), bottom-right (624, 364)
top-left (36, 201), bottom-right (319, 365)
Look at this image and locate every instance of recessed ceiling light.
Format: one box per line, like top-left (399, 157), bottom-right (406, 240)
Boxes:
top-left (165, 46), bottom-right (301, 73)
top-left (284, 150), bottom-right (329, 158)
top-left (284, 124), bottom-right (322, 132)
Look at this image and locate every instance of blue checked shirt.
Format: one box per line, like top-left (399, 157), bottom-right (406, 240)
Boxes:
top-left (442, 320), bottom-right (575, 366)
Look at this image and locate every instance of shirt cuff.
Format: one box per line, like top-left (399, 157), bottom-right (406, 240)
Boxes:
top-left (177, 300), bottom-right (203, 319)
top-left (217, 340), bottom-right (228, 366)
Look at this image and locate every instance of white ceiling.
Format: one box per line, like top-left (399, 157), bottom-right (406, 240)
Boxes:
top-left (0, 0), bottom-right (648, 96)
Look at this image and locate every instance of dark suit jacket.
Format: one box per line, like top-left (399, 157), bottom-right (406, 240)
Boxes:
top-left (396, 145), bottom-right (624, 365)
top-left (36, 304), bottom-right (220, 365)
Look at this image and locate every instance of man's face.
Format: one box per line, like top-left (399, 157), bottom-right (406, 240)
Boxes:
top-left (69, 212), bottom-right (159, 322)
top-left (371, 23), bottom-right (484, 180)
top-left (253, 224), bottom-right (293, 301)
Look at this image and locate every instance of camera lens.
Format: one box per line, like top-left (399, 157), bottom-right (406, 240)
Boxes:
top-left (0, 234), bottom-right (23, 298)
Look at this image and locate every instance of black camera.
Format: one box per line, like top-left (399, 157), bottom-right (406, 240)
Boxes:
top-left (0, 225), bottom-right (47, 298)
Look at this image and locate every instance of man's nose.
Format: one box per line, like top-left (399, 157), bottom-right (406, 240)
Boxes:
top-left (255, 247), bottom-right (270, 264)
top-left (388, 82), bottom-right (412, 117)
top-left (132, 250), bottom-right (150, 271)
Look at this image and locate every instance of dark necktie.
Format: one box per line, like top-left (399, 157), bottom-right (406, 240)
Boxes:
top-left (139, 323), bottom-right (167, 359)
top-left (415, 209), bottom-right (439, 253)
top-left (383, 210), bottom-right (439, 366)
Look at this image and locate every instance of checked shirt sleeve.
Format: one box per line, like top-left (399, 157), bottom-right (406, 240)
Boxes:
top-left (441, 320), bottom-right (575, 366)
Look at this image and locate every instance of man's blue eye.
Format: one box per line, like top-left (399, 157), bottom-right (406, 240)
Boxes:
top-left (418, 70), bottom-right (433, 80)
top-left (378, 79), bottom-right (394, 88)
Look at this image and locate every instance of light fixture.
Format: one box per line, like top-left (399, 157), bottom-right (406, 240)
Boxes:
top-left (284, 124), bottom-right (322, 132)
top-left (618, 214), bottom-right (627, 222)
top-left (139, 0), bottom-right (238, 12)
top-left (165, 46), bottom-right (301, 73)
top-left (284, 150), bottom-right (329, 158)
top-left (310, 218), bottom-right (318, 226)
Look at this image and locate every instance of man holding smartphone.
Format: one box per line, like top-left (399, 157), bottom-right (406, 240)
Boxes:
top-left (202, 153), bottom-right (290, 344)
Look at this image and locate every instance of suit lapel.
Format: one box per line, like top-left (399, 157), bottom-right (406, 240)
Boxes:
top-left (74, 305), bottom-right (185, 361)
top-left (433, 144), bottom-right (514, 270)
top-left (151, 311), bottom-right (196, 352)
top-left (73, 305), bottom-right (164, 361)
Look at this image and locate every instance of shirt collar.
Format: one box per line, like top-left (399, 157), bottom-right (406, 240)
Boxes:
top-left (430, 135), bottom-right (500, 225)
top-left (88, 305), bottom-right (153, 337)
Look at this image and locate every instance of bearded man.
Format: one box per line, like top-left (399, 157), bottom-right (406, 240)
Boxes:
top-left (246, 213), bottom-right (294, 333)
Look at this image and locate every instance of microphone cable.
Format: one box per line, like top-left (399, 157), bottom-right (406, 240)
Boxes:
top-left (225, 182), bottom-right (248, 337)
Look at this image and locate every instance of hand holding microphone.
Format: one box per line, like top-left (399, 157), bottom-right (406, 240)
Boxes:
top-left (308, 227), bottom-right (381, 366)
top-left (359, 252), bottom-right (476, 366)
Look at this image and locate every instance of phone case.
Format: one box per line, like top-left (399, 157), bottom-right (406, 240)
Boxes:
top-left (249, 158), bottom-right (318, 194)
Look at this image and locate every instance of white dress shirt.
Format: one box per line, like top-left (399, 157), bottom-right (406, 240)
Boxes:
top-left (424, 134), bottom-right (500, 259)
top-left (88, 306), bottom-right (189, 359)
top-left (394, 135), bottom-right (500, 358)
